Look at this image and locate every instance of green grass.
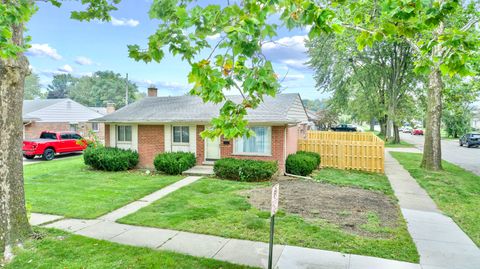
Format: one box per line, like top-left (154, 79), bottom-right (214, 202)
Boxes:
top-left (6, 228), bottom-right (253, 269)
top-left (374, 132), bottom-right (415, 148)
top-left (24, 157), bottom-right (181, 219)
top-left (313, 168), bottom-right (394, 196)
top-left (391, 152), bottom-right (480, 246)
top-left (119, 178), bottom-right (419, 262)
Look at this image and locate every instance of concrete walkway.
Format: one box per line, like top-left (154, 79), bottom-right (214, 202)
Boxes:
top-left (385, 151), bottom-right (480, 269)
top-left (99, 176), bottom-right (202, 221)
top-left (182, 165), bottom-right (214, 176)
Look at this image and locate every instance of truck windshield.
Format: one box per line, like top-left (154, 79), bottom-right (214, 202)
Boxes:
top-left (40, 132), bottom-right (56, 139)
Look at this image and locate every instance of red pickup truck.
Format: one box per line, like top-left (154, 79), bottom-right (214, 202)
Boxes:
top-left (23, 131), bottom-right (87, 160)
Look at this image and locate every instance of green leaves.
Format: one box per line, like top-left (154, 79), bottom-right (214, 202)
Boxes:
top-left (0, 1), bottom-right (37, 58)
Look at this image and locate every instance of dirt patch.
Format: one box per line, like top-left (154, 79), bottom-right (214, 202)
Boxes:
top-left (240, 177), bottom-right (400, 238)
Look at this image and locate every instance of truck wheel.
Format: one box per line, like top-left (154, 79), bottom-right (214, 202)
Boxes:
top-left (23, 155), bottom-right (35, 160)
top-left (42, 148), bottom-right (55, 161)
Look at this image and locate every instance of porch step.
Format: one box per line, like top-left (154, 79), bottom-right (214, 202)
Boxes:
top-left (182, 165), bottom-right (214, 176)
top-left (202, 161), bottom-right (215, 166)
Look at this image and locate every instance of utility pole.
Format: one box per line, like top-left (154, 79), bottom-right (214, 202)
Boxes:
top-left (125, 73), bottom-right (129, 106)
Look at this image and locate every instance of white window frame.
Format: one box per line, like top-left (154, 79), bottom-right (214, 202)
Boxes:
top-left (234, 126), bottom-right (272, 156)
top-left (172, 126), bottom-right (190, 144)
top-left (69, 124), bottom-right (78, 132)
top-left (117, 125), bottom-right (132, 142)
top-left (92, 122), bottom-right (99, 132)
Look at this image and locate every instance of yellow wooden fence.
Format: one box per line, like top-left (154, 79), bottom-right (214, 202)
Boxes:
top-left (298, 131), bottom-right (384, 173)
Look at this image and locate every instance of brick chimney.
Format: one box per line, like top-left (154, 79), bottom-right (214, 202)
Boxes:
top-left (106, 102), bottom-right (115, 114)
top-left (147, 86), bottom-right (158, 97)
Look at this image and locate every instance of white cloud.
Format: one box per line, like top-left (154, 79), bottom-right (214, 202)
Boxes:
top-left (57, 64), bottom-right (73, 73)
top-left (75, 56), bottom-right (93, 66)
top-left (206, 33), bottom-right (221, 41)
top-left (281, 74), bottom-right (305, 82)
top-left (111, 16), bottom-right (140, 27)
top-left (262, 35), bottom-right (311, 71)
top-left (26, 44), bottom-right (62, 60)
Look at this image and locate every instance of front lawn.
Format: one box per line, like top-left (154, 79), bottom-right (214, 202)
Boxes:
top-left (119, 173), bottom-right (419, 262)
top-left (313, 168), bottom-right (394, 195)
top-left (391, 152), bottom-right (480, 246)
top-left (24, 157), bottom-right (181, 219)
top-left (6, 228), bottom-right (252, 269)
top-left (374, 132), bottom-right (415, 148)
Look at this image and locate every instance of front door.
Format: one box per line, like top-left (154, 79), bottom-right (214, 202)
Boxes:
top-left (205, 137), bottom-right (220, 160)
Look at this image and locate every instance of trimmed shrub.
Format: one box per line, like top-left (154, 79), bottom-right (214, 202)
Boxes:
top-left (297, 151), bottom-right (321, 167)
top-left (214, 158), bottom-right (278, 182)
top-left (83, 147), bottom-right (139, 171)
top-left (154, 152), bottom-right (196, 175)
top-left (286, 153), bottom-right (317, 176)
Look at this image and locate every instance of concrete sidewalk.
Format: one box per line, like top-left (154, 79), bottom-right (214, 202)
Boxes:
top-left (37, 217), bottom-right (420, 269)
top-left (385, 152), bottom-right (480, 269)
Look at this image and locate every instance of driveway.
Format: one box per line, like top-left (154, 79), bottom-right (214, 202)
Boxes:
top-left (23, 152), bottom-right (83, 166)
top-left (400, 133), bottom-right (480, 175)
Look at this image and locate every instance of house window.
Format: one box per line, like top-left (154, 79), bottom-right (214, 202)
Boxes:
top-left (117, 125), bottom-right (132, 142)
top-left (92, 122), bottom-right (99, 132)
top-left (234, 126), bottom-right (271, 155)
top-left (173, 126), bottom-right (189, 143)
top-left (69, 124), bottom-right (78, 132)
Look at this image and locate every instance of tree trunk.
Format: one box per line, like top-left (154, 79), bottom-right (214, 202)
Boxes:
top-left (379, 115), bottom-right (387, 137)
top-left (369, 118), bottom-right (375, 132)
top-left (0, 23), bottom-right (31, 262)
top-left (392, 123), bottom-right (400, 144)
top-left (421, 68), bottom-right (443, 170)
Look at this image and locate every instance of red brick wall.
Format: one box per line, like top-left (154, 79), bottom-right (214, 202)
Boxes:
top-left (220, 125), bottom-right (286, 172)
top-left (23, 121), bottom-right (105, 142)
top-left (24, 122), bottom-right (70, 140)
top-left (196, 125), bottom-right (205, 164)
top-left (105, 124), bottom-right (110, 147)
top-left (137, 125), bottom-right (164, 168)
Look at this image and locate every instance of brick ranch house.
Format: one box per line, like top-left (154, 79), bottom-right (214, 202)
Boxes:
top-left (23, 98), bottom-right (114, 142)
top-left (92, 88), bottom-right (309, 172)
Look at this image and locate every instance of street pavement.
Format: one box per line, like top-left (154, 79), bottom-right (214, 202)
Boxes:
top-left (22, 152), bottom-right (82, 166)
top-left (400, 133), bottom-right (480, 175)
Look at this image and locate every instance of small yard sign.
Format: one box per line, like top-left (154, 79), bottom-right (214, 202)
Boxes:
top-left (271, 183), bottom-right (279, 216)
top-left (268, 183), bottom-right (279, 269)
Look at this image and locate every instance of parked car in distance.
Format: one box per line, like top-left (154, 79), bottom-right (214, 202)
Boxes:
top-left (22, 131), bottom-right (87, 160)
top-left (459, 133), bottom-right (480, 148)
top-left (412, 129), bottom-right (424, 135)
top-left (331, 124), bottom-right (357, 132)
top-left (402, 126), bottom-right (413, 133)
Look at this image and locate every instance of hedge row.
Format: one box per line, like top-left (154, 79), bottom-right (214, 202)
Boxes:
top-left (154, 152), bottom-right (196, 175)
top-left (214, 158), bottom-right (278, 182)
top-left (83, 147), bottom-right (139, 171)
top-left (286, 151), bottom-right (321, 176)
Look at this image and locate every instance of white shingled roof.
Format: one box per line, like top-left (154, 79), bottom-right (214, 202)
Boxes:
top-left (92, 93), bottom-right (307, 124)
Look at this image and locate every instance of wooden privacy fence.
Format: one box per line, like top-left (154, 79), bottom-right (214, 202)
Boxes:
top-left (298, 131), bottom-right (385, 173)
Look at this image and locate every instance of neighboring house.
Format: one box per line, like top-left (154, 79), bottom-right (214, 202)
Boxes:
top-left (92, 88), bottom-right (309, 172)
top-left (472, 107), bottom-right (480, 131)
top-left (306, 109), bottom-right (319, 130)
top-left (23, 98), bottom-right (108, 141)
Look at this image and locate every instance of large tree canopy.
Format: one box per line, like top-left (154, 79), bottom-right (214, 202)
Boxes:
top-left (68, 71), bottom-right (139, 108)
top-left (24, 72), bottom-right (43, 99)
top-left (46, 74), bottom-right (76, 99)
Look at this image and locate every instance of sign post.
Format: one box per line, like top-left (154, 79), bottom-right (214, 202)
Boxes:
top-left (268, 184), bottom-right (279, 269)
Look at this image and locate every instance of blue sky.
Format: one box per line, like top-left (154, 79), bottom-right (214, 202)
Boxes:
top-left (26, 0), bottom-right (328, 100)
